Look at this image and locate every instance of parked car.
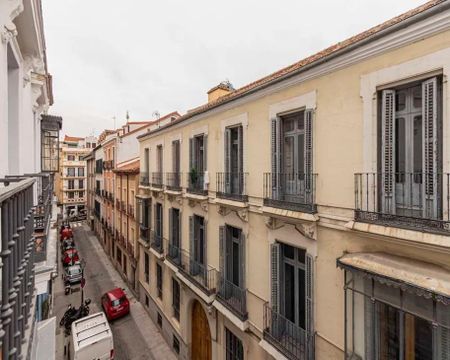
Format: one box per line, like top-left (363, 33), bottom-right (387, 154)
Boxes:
top-left (60, 226), bottom-right (73, 241)
top-left (64, 264), bottom-right (83, 284)
top-left (101, 288), bottom-right (130, 321)
top-left (62, 248), bottom-right (80, 267)
top-left (61, 238), bottom-right (75, 254)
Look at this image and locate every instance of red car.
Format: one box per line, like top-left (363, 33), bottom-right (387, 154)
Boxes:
top-left (62, 248), bottom-right (79, 267)
top-left (101, 288), bottom-right (130, 321)
top-left (60, 227), bottom-right (73, 241)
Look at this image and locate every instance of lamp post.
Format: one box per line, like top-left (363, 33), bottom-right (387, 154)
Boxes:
top-left (80, 259), bottom-right (86, 305)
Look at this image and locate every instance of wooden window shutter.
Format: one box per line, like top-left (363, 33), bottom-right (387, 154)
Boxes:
top-left (306, 253), bottom-right (314, 336)
top-left (224, 128), bottom-right (231, 192)
top-left (189, 138), bottom-right (194, 172)
top-left (422, 77), bottom-right (438, 219)
top-left (271, 117), bottom-right (281, 198)
top-left (203, 134), bottom-right (208, 171)
top-left (381, 89), bottom-right (396, 214)
top-left (238, 125), bottom-right (244, 193)
top-left (239, 231), bottom-right (246, 289)
top-left (189, 216), bottom-right (194, 256)
top-left (364, 297), bottom-right (375, 360)
top-left (169, 208), bottom-right (173, 245)
top-left (203, 219), bottom-right (208, 267)
top-left (305, 109), bottom-right (313, 192)
top-left (219, 226), bottom-right (225, 276)
top-left (270, 243), bottom-right (281, 313)
top-left (178, 210), bottom-right (182, 250)
top-left (438, 327), bottom-right (450, 359)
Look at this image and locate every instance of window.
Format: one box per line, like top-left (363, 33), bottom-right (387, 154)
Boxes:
top-left (270, 109), bottom-right (313, 203)
top-left (78, 167), bottom-right (84, 176)
top-left (189, 215), bottom-right (206, 272)
top-left (172, 278), bottom-right (180, 321)
top-left (92, 142), bottom-right (96, 148)
top-left (224, 125), bottom-right (244, 194)
top-left (220, 225), bottom-right (244, 288)
top-left (86, 142), bottom-right (91, 148)
top-left (144, 253), bottom-right (150, 283)
top-left (68, 192), bottom-right (74, 199)
top-left (67, 168), bottom-right (75, 177)
top-left (117, 248), bottom-right (122, 265)
top-left (144, 148), bottom-right (150, 175)
top-left (68, 180), bottom-right (75, 190)
top-left (172, 336), bottom-right (180, 354)
top-left (156, 263), bottom-right (163, 299)
top-left (145, 295), bottom-right (149, 307)
top-left (67, 154), bottom-right (75, 161)
top-left (225, 328), bottom-right (244, 360)
top-left (156, 145), bottom-right (163, 174)
top-left (79, 179), bottom-right (84, 189)
top-left (169, 208), bottom-right (181, 261)
top-left (188, 134), bottom-right (207, 190)
top-left (154, 203), bottom-right (163, 249)
top-left (96, 180), bottom-right (100, 195)
top-left (78, 191), bottom-right (84, 198)
top-left (157, 312), bottom-right (162, 328)
top-left (172, 140), bottom-right (180, 174)
top-left (95, 159), bottom-right (103, 174)
top-left (41, 126), bottom-right (59, 172)
top-left (378, 77), bottom-right (442, 220)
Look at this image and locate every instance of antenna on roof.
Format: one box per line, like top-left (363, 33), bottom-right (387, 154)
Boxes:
top-left (152, 110), bottom-right (160, 120)
top-left (126, 110), bottom-right (130, 121)
top-left (113, 116), bottom-right (116, 130)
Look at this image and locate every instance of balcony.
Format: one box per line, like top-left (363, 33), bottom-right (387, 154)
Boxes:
top-left (165, 239), bottom-right (182, 266)
top-left (140, 173), bottom-right (150, 186)
top-left (150, 230), bottom-right (163, 254)
top-left (187, 171), bottom-right (207, 196)
top-left (166, 172), bottom-right (182, 192)
top-left (151, 172), bottom-right (163, 188)
top-left (217, 273), bottom-right (247, 320)
top-left (263, 303), bottom-right (313, 360)
top-left (263, 173), bottom-right (317, 213)
top-left (216, 172), bottom-right (248, 202)
top-left (180, 251), bottom-right (217, 295)
top-left (139, 225), bottom-right (150, 245)
top-left (355, 172), bottom-right (450, 234)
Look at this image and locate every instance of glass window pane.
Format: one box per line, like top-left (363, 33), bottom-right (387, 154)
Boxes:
top-left (376, 302), bottom-right (400, 360)
top-left (395, 117), bottom-right (406, 177)
top-left (413, 115), bottom-right (423, 176)
top-left (284, 263), bottom-right (295, 323)
top-left (298, 267), bottom-right (306, 329)
top-left (396, 90), bottom-right (406, 112)
top-left (412, 85), bottom-right (422, 110)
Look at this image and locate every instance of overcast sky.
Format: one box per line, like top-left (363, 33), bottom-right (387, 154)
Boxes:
top-left (42, 0), bottom-right (426, 138)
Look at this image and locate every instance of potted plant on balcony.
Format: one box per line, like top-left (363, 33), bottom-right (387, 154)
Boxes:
top-left (189, 168), bottom-right (198, 188)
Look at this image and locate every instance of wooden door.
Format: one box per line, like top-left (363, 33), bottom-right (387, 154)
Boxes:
top-left (191, 301), bottom-right (211, 360)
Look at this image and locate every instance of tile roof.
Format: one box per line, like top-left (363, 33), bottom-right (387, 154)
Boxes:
top-left (141, 0), bottom-right (446, 139)
top-left (63, 135), bottom-right (83, 142)
top-left (114, 159), bottom-right (140, 174)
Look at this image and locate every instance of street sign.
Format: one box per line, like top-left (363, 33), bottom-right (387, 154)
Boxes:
top-left (81, 278), bottom-right (86, 288)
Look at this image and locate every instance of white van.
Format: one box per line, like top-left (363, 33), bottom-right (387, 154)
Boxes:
top-left (69, 312), bottom-right (114, 360)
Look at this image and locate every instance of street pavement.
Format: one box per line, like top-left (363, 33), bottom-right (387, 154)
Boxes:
top-left (54, 222), bottom-right (176, 360)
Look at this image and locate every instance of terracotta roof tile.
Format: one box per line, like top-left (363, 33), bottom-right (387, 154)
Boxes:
top-left (114, 159), bottom-right (140, 174)
top-left (63, 135), bottom-right (83, 142)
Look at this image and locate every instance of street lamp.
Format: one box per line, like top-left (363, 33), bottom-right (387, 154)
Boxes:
top-left (80, 258), bottom-right (86, 305)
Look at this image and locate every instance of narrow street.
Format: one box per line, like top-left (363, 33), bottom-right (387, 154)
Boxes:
top-left (54, 222), bottom-right (176, 360)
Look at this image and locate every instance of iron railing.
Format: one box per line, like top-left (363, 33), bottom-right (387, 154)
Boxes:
top-left (0, 178), bottom-right (36, 359)
top-left (166, 172), bottom-right (182, 191)
top-left (151, 172), bottom-right (163, 188)
top-left (263, 303), bottom-right (313, 360)
top-left (263, 173), bottom-right (317, 213)
top-left (179, 250), bottom-right (217, 295)
top-left (355, 172), bottom-right (450, 233)
top-left (140, 225), bottom-right (150, 244)
top-left (164, 237), bottom-right (181, 266)
top-left (216, 172), bottom-right (248, 202)
top-left (140, 173), bottom-right (149, 186)
top-left (150, 230), bottom-right (163, 253)
top-left (217, 274), bottom-right (247, 320)
top-left (187, 172), bottom-right (207, 195)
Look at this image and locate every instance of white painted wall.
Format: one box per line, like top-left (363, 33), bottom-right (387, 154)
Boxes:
top-left (116, 127), bottom-right (150, 164)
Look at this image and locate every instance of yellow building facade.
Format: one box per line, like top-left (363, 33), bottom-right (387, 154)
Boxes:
top-left (136, 2), bottom-right (450, 359)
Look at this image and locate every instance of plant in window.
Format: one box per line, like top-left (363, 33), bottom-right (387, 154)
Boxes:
top-left (189, 167), bottom-right (198, 186)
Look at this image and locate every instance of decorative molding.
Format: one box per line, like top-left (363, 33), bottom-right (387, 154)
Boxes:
top-left (217, 205), bottom-right (231, 217)
top-left (264, 216), bottom-right (284, 230)
top-left (152, 190), bottom-right (164, 201)
top-left (200, 201), bottom-right (208, 212)
top-left (1, 26), bottom-right (17, 44)
top-left (236, 208), bottom-right (248, 222)
top-left (188, 199), bottom-right (196, 208)
top-left (295, 223), bottom-right (317, 241)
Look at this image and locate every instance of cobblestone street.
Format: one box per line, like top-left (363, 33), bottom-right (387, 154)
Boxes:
top-left (54, 222), bottom-right (176, 360)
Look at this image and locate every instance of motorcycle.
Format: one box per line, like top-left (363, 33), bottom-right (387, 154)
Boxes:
top-left (64, 280), bottom-right (71, 295)
top-left (60, 299), bottom-right (91, 332)
top-left (59, 304), bottom-right (77, 326)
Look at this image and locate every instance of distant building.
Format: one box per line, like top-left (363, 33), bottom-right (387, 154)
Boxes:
top-left (55, 135), bottom-right (97, 217)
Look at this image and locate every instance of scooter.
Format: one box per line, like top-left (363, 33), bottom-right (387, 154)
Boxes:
top-left (62, 299), bottom-right (91, 332)
top-left (64, 280), bottom-right (71, 295)
top-left (59, 304), bottom-right (76, 326)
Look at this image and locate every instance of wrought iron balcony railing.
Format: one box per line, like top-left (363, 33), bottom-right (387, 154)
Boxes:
top-left (150, 230), bottom-right (163, 253)
top-left (216, 172), bottom-right (248, 202)
top-left (217, 273), bottom-right (247, 320)
top-left (263, 303), bottom-right (313, 360)
top-left (166, 172), bottom-right (182, 191)
top-left (355, 172), bottom-right (450, 233)
top-left (0, 178), bottom-right (36, 358)
top-left (140, 173), bottom-right (150, 186)
top-left (187, 171), bottom-right (207, 195)
top-left (180, 250), bottom-right (216, 295)
top-left (263, 173), bottom-right (317, 213)
top-left (151, 172), bottom-right (163, 188)
top-left (139, 225), bottom-right (150, 245)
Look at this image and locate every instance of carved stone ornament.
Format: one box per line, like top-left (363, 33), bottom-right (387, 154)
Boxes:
top-left (295, 222), bottom-right (317, 241)
top-left (168, 194), bottom-right (183, 205)
top-left (188, 199), bottom-right (196, 208)
top-left (152, 190), bottom-right (164, 201)
top-left (167, 194), bottom-right (175, 203)
top-left (200, 201), bottom-right (208, 212)
top-left (1, 26), bottom-right (17, 44)
top-left (236, 208), bottom-right (248, 222)
top-left (264, 216), bottom-right (284, 230)
top-left (217, 205), bottom-right (231, 217)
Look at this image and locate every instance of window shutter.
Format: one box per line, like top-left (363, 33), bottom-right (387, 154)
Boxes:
top-left (148, 200), bottom-right (152, 230)
top-left (239, 231), bottom-right (246, 289)
top-left (189, 216), bottom-right (194, 256)
top-left (203, 134), bottom-right (208, 171)
top-left (422, 77), bottom-right (438, 219)
top-left (306, 253), bottom-right (314, 360)
top-left (203, 219), bottom-right (208, 267)
top-left (305, 109), bottom-right (313, 192)
top-left (219, 226), bottom-right (225, 276)
top-left (189, 138), bottom-right (194, 172)
top-left (169, 208), bottom-right (173, 245)
top-left (271, 117), bottom-right (281, 199)
top-left (238, 125), bottom-right (244, 194)
top-left (364, 297), bottom-right (375, 360)
top-left (270, 243), bottom-right (281, 314)
top-left (438, 327), bottom-right (450, 359)
top-left (178, 210), bottom-right (182, 250)
top-left (153, 203), bottom-right (157, 234)
top-left (224, 128), bottom-right (231, 192)
top-left (160, 205), bottom-right (163, 249)
top-left (381, 89), bottom-right (396, 214)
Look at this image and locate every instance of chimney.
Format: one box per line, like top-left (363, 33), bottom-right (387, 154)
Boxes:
top-left (207, 80), bottom-right (234, 103)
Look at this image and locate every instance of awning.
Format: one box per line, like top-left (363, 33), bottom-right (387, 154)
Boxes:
top-left (136, 194), bottom-right (152, 200)
top-left (337, 252), bottom-right (450, 305)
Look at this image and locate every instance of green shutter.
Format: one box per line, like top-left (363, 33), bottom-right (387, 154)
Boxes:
top-left (239, 231), bottom-right (246, 289)
top-left (305, 109), bottom-right (313, 192)
top-left (270, 243), bottom-right (281, 313)
top-left (224, 128), bottom-right (231, 193)
top-left (271, 117), bottom-right (281, 199)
